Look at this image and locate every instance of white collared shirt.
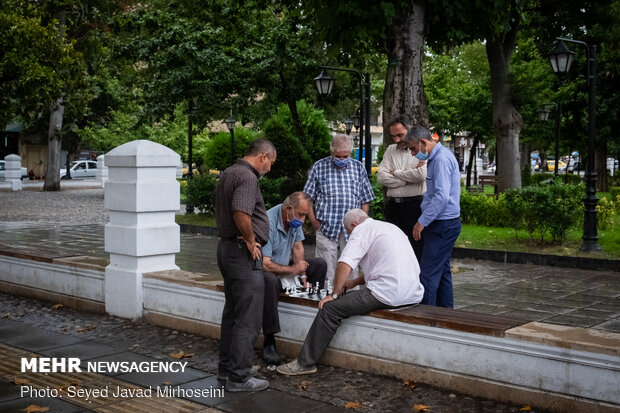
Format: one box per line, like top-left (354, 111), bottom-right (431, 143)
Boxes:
top-left (338, 218), bottom-right (424, 306)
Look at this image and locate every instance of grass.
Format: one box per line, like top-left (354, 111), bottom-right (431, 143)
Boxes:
top-left (458, 224), bottom-right (620, 260)
top-left (175, 213), bottom-right (216, 227)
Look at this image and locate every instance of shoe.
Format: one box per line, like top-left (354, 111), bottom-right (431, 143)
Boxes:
top-left (276, 359), bottom-right (317, 376)
top-left (217, 368), bottom-right (257, 381)
top-left (262, 344), bottom-right (282, 365)
top-left (225, 377), bottom-right (269, 392)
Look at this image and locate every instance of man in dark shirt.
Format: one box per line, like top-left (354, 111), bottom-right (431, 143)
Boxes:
top-left (215, 138), bottom-right (276, 392)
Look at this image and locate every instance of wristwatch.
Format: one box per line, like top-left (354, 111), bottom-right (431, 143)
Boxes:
top-left (331, 293), bottom-right (339, 300)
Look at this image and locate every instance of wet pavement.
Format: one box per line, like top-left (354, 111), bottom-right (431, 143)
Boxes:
top-left (0, 221), bottom-right (619, 332)
top-left (0, 292), bottom-right (546, 413)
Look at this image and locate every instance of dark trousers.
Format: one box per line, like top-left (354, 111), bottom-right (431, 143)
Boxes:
top-left (263, 257), bottom-right (327, 336)
top-left (298, 288), bottom-right (390, 366)
top-left (217, 239), bottom-right (264, 382)
top-left (384, 197), bottom-right (424, 263)
top-left (419, 218), bottom-right (461, 308)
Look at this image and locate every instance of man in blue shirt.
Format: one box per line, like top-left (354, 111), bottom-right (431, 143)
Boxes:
top-left (262, 192), bottom-right (327, 364)
top-left (405, 126), bottom-right (461, 308)
top-left (304, 135), bottom-right (375, 285)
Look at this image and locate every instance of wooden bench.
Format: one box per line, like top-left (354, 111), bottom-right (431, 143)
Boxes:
top-left (278, 293), bottom-right (525, 337)
top-left (478, 174), bottom-right (499, 198)
top-left (466, 185), bottom-right (484, 194)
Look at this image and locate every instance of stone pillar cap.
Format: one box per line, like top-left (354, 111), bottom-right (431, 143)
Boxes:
top-left (4, 154), bottom-right (20, 160)
top-left (105, 140), bottom-right (180, 168)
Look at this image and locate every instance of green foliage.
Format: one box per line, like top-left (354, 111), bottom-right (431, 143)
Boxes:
top-left (459, 192), bottom-right (511, 228)
top-left (259, 177), bottom-right (287, 210)
top-left (597, 196), bottom-right (617, 229)
top-left (369, 175), bottom-right (384, 220)
top-left (270, 100), bottom-right (332, 162)
top-left (185, 175), bottom-right (218, 214)
top-left (203, 127), bottom-right (259, 170)
top-left (610, 187), bottom-right (620, 201)
top-left (504, 183), bottom-right (584, 242)
top-left (262, 116), bottom-right (312, 178)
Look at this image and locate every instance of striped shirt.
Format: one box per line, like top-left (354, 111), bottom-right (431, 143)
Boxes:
top-left (303, 157), bottom-right (375, 241)
top-left (338, 218), bottom-right (424, 306)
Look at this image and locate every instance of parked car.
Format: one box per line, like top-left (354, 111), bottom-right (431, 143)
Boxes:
top-left (546, 160), bottom-right (567, 172)
top-left (60, 160), bottom-right (98, 179)
top-left (0, 160), bottom-right (28, 180)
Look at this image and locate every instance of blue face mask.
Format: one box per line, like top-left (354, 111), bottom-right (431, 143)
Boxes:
top-left (287, 209), bottom-right (303, 229)
top-left (333, 157), bottom-right (350, 168)
top-left (415, 145), bottom-right (429, 161)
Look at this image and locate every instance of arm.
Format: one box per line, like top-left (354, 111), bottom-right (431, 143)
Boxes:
top-left (233, 211), bottom-right (262, 260)
top-left (376, 147), bottom-right (407, 188)
top-left (307, 203), bottom-right (321, 231)
top-left (361, 202), bottom-right (370, 214)
top-left (263, 255), bottom-right (308, 276)
top-left (318, 262), bottom-right (352, 309)
top-left (393, 161), bottom-right (427, 183)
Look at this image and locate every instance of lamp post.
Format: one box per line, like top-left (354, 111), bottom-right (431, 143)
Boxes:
top-left (539, 102), bottom-right (562, 178)
top-left (351, 109), bottom-right (361, 162)
top-left (225, 114), bottom-right (236, 166)
top-left (314, 67), bottom-right (371, 176)
top-left (549, 38), bottom-right (600, 252)
top-left (344, 119), bottom-right (353, 135)
top-left (186, 99), bottom-right (198, 214)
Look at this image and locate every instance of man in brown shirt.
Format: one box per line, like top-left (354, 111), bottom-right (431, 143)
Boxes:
top-left (215, 138), bottom-right (276, 392)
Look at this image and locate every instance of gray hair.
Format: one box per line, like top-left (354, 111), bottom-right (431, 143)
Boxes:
top-left (283, 191), bottom-right (311, 209)
top-left (247, 138), bottom-right (276, 158)
top-left (343, 208), bottom-right (369, 233)
top-left (404, 125), bottom-right (432, 144)
top-left (330, 134), bottom-right (353, 153)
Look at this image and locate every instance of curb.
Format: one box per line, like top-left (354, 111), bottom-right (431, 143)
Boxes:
top-left (179, 224), bottom-right (619, 273)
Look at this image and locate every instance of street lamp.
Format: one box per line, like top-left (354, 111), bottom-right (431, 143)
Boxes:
top-left (225, 114), bottom-right (236, 166)
top-left (186, 99), bottom-right (198, 214)
top-left (549, 37), bottom-right (600, 252)
top-left (314, 67), bottom-right (371, 176)
top-left (344, 119), bottom-right (353, 135)
top-left (353, 136), bottom-right (359, 147)
top-left (538, 102), bottom-right (562, 178)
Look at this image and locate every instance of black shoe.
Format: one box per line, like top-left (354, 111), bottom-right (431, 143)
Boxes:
top-left (262, 344), bottom-right (282, 365)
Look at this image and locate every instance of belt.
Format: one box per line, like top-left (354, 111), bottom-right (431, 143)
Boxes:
top-left (388, 195), bottom-right (423, 204)
top-left (220, 237), bottom-right (266, 246)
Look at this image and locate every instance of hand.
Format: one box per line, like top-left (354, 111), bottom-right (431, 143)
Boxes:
top-left (311, 218), bottom-right (321, 231)
top-left (389, 169), bottom-right (395, 175)
top-left (300, 277), bottom-right (308, 289)
top-left (318, 294), bottom-right (333, 310)
top-left (412, 222), bottom-right (425, 241)
top-left (243, 239), bottom-right (262, 260)
top-left (416, 160), bottom-right (426, 168)
top-left (291, 260), bottom-right (309, 275)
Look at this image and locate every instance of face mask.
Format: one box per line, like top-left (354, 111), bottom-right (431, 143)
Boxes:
top-left (287, 209), bottom-right (303, 229)
top-left (333, 157), bottom-right (350, 168)
top-left (415, 144), bottom-right (429, 161)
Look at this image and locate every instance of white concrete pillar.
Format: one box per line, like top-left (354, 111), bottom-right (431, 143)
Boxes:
top-left (4, 154), bottom-right (22, 191)
top-left (176, 160), bottom-right (183, 179)
top-left (104, 140), bottom-right (180, 319)
top-left (96, 154), bottom-right (108, 188)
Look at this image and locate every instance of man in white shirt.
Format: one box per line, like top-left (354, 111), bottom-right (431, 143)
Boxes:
top-left (276, 209), bottom-right (424, 376)
top-left (377, 115), bottom-right (427, 262)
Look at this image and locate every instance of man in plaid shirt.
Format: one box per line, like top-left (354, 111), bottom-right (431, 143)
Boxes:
top-left (304, 135), bottom-right (375, 285)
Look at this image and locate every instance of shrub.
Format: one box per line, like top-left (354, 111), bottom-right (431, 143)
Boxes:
top-left (203, 127), bottom-right (260, 170)
top-left (597, 197), bottom-right (616, 229)
top-left (185, 175), bottom-right (218, 214)
top-left (259, 176), bottom-right (287, 210)
top-left (459, 192), bottom-right (510, 227)
top-left (262, 116), bottom-right (312, 178)
top-left (610, 186), bottom-right (620, 201)
top-left (369, 175), bottom-right (384, 220)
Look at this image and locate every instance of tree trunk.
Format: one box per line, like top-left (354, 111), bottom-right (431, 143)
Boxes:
top-left (595, 142), bottom-right (608, 192)
top-left (382, 0), bottom-right (428, 147)
top-left (466, 137), bottom-right (479, 187)
top-left (486, 30), bottom-right (523, 192)
top-left (44, 97), bottom-right (64, 191)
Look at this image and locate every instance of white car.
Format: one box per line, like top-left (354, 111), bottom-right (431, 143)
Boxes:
top-left (0, 160), bottom-right (28, 180)
top-left (60, 160), bottom-right (98, 179)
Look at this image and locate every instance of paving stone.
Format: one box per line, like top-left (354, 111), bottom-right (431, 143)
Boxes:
top-left (0, 395), bottom-right (85, 413)
top-left (2, 329), bottom-right (83, 352)
top-left (0, 378), bottom-right (20, 403)
top-left (177, 375), bottom-right (254, 407)
top-left (216, 388), bottom-right (324, 413)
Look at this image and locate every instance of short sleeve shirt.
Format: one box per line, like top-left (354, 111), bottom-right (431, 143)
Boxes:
top-left (262, 204), bottom-right (305, 265)
top-left (215, 159), bottom-right (269, 245)
top-left (303, 157), bottom-right (375, 241)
